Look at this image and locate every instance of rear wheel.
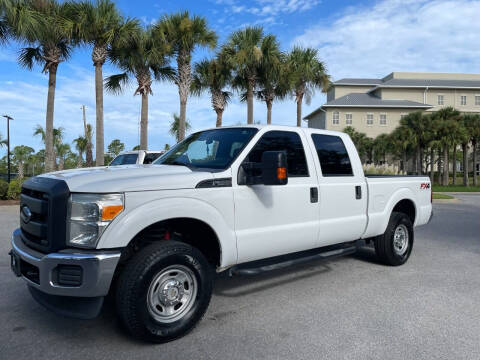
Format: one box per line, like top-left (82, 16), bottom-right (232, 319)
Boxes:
top-left (116, 241), bottom-right (213, 343)
top-left (374, 212), bottom-right (414, 266)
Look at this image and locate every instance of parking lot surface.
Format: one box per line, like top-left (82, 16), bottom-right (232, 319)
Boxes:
top-left (1, 194), bottom-right (479, 360)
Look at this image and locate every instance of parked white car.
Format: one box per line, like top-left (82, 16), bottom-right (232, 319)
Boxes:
top-left (10, 125), bottom-right (432, 343)
top-left (109, 150), bottom-right (165, 166)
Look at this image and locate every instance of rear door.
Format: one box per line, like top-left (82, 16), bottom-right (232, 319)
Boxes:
top-left (307, 132), bottom-right (368, 246)
top-left (233, 129), bottom-right (320, 263)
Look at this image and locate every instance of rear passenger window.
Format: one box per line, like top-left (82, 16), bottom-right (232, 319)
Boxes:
top-left (246, 131), bottom-right (309, 177)
top-left (311, 134), bottom-right (353, 176)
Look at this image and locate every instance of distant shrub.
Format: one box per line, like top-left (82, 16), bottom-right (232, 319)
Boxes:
top-left (363, 164), bottom-right (404, 175)
top-left (0, 179), bottom-right (8, 199)
top-left (7, 178), bottom-right (25, 200)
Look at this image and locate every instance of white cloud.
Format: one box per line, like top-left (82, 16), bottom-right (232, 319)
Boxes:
top-left (293, 0), bottom-right (480, 79)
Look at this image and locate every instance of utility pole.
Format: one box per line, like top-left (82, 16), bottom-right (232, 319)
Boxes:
top-left (2, 115), bottom-right (13, 183)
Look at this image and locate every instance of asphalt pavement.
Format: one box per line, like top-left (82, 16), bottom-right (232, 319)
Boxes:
top-left (0, 194), bottom-right (479, 360)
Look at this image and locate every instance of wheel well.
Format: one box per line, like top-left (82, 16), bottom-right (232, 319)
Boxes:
top-left (392, 199), bottom-right (416, 224)
top-left (120, 218), bottom-right (221, 267)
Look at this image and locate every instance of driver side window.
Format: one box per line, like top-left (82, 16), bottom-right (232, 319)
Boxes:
top-left (244, 130), bottom-right (309, 177)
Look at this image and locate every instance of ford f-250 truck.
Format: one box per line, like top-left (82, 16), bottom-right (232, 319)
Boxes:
top-left (9, 125), bottom-right (432, 343)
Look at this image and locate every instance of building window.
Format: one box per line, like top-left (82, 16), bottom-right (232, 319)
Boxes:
top-left (475, 96), bottom-right (480, 106)
top-left (438, 95), bottom-right (444, 106)
top-left (380, 114), bottom-right (387, 126)
top-left (345, 113), bottom-right (352, 125)
top-left (400, 113), bottom-right (408, 120)
top-left (366, 113), bottom-right (374, 126)
top-left (332, 111), bottom-right (339, 125)
top-left (461, 95), bottom-right (467, 106)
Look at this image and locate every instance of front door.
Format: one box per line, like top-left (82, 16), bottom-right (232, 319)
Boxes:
top-left (233, 130), bottom-right (320, 264)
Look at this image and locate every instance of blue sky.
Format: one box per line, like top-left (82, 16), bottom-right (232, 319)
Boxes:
top-left (1, 0), bottom-right (480, 155)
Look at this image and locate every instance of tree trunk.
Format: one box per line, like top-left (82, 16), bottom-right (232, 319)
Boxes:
top-left (177, 53), bottom-right (191, 141)
top-left (430, 148), bottom-right (434, 182)
top-left (266, 100), bottom-right (273, 125)
top-left (452, 145), bottom-right (457, 185)
top-left (45, 66), bottom-right (57, 172)
top-left (443, 146), bottom-right (449, 186)
top-left (18, 162), bottom-right (24, 179)
top-left (402, 150), bottom-right (407, 174)
top-left (296, 93), bottom-right (303, 127)
top-left (95, 63), bottom-right (104, 166)
top-left (58, 157), bottom-right (64, 171)
top-left (140, 93), bottom-right (148, 150)
top-left (437, 149), bottom-right (442, 185)
top-left (215, 109), bottom-right (222, 127)
top-left (247, 80), bottom-right (254, 124)
top-left (462, 143), bottom-right (469, 186)
top-left (473, 141), bottom-right (478, 186)
top-left (77, 152), bottom-right (83, 168)
top-left (179, 99), bottom-right (187, 142)
top-left (417, 147), bottom-right (422, 175)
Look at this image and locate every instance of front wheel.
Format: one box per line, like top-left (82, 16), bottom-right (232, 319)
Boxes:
top-left (116, 241), bottom-right (213, 343)
top-left (374, 212), bottom-right (414, 266)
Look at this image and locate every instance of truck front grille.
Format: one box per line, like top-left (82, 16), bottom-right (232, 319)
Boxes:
top-left (20, 177), bottom-right (70, 253)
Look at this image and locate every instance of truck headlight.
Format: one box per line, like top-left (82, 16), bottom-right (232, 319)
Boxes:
top-left (67, 193), bottom-right (124, 248)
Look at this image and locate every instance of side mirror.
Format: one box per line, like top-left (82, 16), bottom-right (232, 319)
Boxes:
top-left (261, 151), bottom-right (288, 185)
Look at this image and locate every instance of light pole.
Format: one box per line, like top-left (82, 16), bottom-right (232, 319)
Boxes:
top-left (2, 115), bottom-right (13, 183)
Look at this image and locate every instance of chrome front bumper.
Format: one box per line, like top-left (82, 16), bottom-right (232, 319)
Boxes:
top-left (10, 228), bottom-right (121, 298)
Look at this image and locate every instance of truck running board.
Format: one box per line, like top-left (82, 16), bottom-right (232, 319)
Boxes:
top-left (228, 242), bottom-right (359, 276)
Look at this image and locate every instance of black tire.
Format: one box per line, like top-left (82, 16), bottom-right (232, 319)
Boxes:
top-left (374, 212), bottom-right (414, 266)
top-left (116, 241), bottom-right (213, 343)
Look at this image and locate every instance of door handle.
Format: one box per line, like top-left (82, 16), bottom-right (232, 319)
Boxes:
top-left (355, 185), bottom-right (362, 200)
top-left (310, 187), bottom-right (318, 203)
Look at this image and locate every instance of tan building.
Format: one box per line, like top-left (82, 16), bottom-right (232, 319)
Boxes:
top-left (305, 72), bottom-right (480, 138)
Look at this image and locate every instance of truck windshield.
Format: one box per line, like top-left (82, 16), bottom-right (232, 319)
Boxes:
top-left (109, 153), bottom-right (138, 166)
top-left (155, 128), bottom-right (258, 170)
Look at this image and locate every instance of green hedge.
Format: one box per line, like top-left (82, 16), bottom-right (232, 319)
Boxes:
top-left (6, 178), bottom-right (26, 200)
top-left (0, 179), bottom-right (8, 200)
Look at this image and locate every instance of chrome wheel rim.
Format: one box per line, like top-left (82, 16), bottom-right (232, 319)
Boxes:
top-left (393, 224), bottom-right (409, 256)
top-left (147, 265), bottom-right (198, 323)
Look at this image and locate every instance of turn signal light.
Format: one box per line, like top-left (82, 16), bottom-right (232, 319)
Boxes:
top-left (101, 205), bottom-right (124, 221)
top-left (277, 167), bottom-right (287, 180)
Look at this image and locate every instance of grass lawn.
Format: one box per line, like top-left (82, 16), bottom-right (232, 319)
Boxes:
top-left (433, 185), bottom-right (480, 192)
top-left (432, 193), bottom-right (455, 199)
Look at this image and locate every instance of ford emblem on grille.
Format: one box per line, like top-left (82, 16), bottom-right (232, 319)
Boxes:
top-left (21, 205), bottom-right (32, 224)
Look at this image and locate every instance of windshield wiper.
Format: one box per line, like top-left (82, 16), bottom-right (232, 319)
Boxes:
top-left (166, 160), bottom-right (191, 168)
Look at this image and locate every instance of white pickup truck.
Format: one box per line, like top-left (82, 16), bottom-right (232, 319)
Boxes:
top-left (10, 125), bottom-right (432, 343)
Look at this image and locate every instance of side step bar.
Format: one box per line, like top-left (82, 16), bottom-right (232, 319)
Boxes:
top-left (228, 242), bottom-right (360, 276)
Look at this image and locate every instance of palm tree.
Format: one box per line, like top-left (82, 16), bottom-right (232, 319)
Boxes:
top-left (192, 57), bottom-right (232, 127)
top-left (373, 133), bottom-right (391, 165)
top-left (154, 11), bottom-right (217, 141)
top-left (84, 123), bottom-right (94, 166)
top-left (73, 135), bottom-right (87, 168)
top-left (390, 125), bottom-right (414, 173)
top-left (9, 0), bottom-right (74, 172)
top-left (70, 0), bottom-right (138, 166)
top-left (434, 107), bottom-right (462, 185)
top-left (169, 113), bottom-right (191, 142)
top-left (0, 0), bottom-right (12, 44)
top-left (106, 27), bottom-right (173, 150)
top-left (33, 124), bottom-right (64, 169)
top-left (12, 145), bottom-right (34, 178)
top-left (286, 47), bottom-right (330, 127)
top-left (55, 143), bottom-right (70, 170)
top-left (465, 114), bottom-right (480, 186)
top-left (222, 26), bottom-right (263, 125)
top-left (255, 35), bottom-right (288, 125)
top-left (107, 138), bottom-right (124, 156)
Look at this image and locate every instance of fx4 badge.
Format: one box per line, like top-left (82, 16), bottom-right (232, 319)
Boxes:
top-left (420, 183), bottom-right (431, 189)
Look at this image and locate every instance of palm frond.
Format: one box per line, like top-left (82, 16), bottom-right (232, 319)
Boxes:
top-left (104, 72), bottom-right (130, 94)
top-left (18, 46), bottom-right (42, 69)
